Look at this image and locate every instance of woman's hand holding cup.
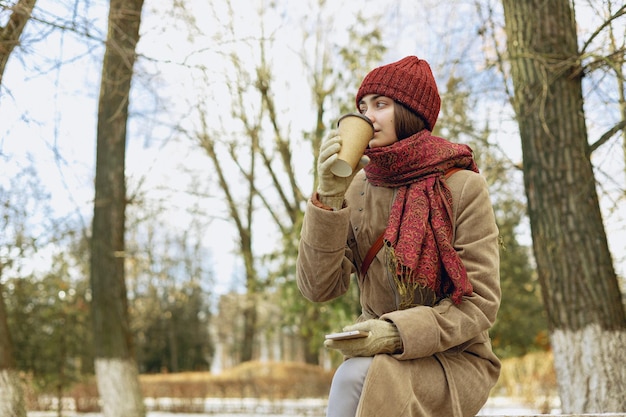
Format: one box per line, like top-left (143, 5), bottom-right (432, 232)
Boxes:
top-left (317, 130), bottom-right (370, 210)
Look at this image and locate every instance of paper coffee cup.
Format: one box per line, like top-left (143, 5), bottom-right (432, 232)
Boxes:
top-left (331, 113), bottom-right (374, 177)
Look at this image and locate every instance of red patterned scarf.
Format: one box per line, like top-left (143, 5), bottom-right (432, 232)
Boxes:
top-left (363, 131), bottom-right (478, 306)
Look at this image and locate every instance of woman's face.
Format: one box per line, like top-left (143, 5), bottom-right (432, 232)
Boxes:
top-left (358, 94), bottom-right (398, 148)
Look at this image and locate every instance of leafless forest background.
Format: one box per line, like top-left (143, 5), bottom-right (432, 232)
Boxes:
top-left (1, 0), bottom-right (624, 415)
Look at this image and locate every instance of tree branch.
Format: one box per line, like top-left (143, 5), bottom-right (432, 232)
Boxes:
top-left (588, 119), bottom-right (626, 155)
top-left (579, 4), bottom-right (626, 56)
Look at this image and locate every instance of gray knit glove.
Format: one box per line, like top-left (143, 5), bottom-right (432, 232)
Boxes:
top-left (317, 130), bottom-right (369, 210)
top-left (324, 319), bottom-right (403, 358)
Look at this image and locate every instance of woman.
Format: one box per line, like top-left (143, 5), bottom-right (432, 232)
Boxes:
top-left (296, 56), bottom-right (501, 417)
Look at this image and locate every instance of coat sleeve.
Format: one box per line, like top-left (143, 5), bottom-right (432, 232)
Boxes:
top-left (381, 171), bottom-right (501, 359)
top-left (296, 198), bottom-right (357, 302)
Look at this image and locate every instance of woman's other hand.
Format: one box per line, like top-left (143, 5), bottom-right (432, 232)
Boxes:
top-left (324, 319), bottom-right (402, 357)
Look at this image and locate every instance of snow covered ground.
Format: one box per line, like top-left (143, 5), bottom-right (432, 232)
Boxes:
top-left (27, 396), bottom-right (554, 417)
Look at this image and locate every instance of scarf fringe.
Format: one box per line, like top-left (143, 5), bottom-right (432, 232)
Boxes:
top-left (385, 244), bottom-right (440, 309)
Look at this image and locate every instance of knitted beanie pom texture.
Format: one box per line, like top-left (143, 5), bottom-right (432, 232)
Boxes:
top-left (356, 56), bottom-right (441, 131)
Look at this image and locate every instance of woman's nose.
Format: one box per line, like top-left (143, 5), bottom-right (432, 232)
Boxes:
top-left (364, 109), bottom-right (375, 122)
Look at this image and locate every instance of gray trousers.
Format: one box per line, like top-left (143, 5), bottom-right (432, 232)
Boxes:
top-left (326, 357), bottom-right (373, 417)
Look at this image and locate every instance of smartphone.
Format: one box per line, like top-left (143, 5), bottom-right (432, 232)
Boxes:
top-left (324, 330), bottom-right (369, 341)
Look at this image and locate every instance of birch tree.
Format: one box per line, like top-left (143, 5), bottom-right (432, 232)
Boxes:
top-left (501, 0), bottom-right (626, 412)
top-left (0, 287), bottom-right (23, 417)
top-left (90, 0), bottom-right (145, 415)
top-left (0, 4), bottom-right (38, 412)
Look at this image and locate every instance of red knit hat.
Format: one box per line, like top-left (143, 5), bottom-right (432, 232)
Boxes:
top-left (356, 56), bottom-right (441, 131)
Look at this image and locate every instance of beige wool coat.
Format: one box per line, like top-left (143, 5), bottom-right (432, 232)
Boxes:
top-left (297, 169), bottom-right (501, 417)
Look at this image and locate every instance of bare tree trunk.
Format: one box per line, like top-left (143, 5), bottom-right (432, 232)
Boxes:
top-left (502, 0), bottom-right (626, 413)
top-left (0, 0), bottom-right (37, 85)
top-left (91, 0), bottom-right (145, 416)
top-left (0, 282), bottom-right (25, 417)
top-left (197, 122), bottom-right (260, 363)
top-left (0, 2), bottom-right (35, 406)
top-left (0, 370), bottom-right (25, 417)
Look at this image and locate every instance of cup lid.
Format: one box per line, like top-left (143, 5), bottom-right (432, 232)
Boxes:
top-left (337, 113), bottom-right (374, 129)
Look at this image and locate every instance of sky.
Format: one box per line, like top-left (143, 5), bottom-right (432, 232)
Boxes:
top-left (1, 0), bottom-right (624, 295)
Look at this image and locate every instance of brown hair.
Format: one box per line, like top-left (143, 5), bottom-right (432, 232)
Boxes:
top-left (394, 101), bottom-right (426, 140)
